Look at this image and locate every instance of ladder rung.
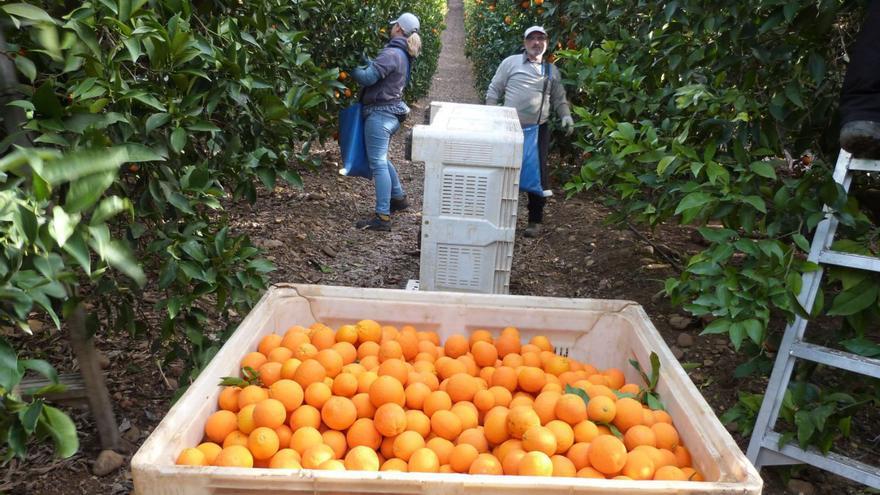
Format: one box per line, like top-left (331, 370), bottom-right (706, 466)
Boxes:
top-left (790, 342), bottom-right (880, 378)
top-left (848, 157), bottom-right (880, 173)
top-left (761, 432), bottom-right (880, 489)
top-left (817, 249), bottom-right (880, 271)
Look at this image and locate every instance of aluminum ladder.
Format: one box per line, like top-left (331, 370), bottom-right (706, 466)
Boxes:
top-left (746, 150), bottom-right (880, 488)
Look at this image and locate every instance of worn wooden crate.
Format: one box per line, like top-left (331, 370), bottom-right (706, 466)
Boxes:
top-left (131, 284), bottom-right (762, 494)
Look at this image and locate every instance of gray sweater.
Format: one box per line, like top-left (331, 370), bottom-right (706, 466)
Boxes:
top-left (485, 53), bottom-right (571, 127)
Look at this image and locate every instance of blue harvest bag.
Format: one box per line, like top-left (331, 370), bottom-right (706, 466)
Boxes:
top-left (338, 102), bottom-right (371, 178)
top-left (520, 124), bottom-right (544, 195)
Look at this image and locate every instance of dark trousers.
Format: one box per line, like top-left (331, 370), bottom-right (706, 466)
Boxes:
top-left (840, 1), bottom-right (880, 123)
top-left (527, 122), bottom-right (551, 223)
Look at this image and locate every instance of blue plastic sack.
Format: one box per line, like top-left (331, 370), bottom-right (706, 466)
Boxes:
top-left (520, 124), bottom-right (545, 195)
top-left (338, 102), bottom-right (371, 179)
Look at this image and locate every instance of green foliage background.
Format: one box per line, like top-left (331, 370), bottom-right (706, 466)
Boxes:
top-left (0, 0), bottom-right (445, 460)
top-left (464, 0), bottom-right (879, 456)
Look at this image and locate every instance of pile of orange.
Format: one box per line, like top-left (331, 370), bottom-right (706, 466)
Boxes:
top-left (176, 320), bottom-right (704, 481)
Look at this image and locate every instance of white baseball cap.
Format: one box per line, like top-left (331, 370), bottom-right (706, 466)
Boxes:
top-left (390, 13), bottom-right (420, 36)
top-left (524, 26), bottom-right (547, 38)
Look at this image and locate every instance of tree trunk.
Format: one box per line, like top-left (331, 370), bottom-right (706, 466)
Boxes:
top-left (68, 302), bottom-right (121, 451)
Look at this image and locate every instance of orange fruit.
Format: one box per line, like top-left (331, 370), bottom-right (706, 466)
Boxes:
top-left (288, 404), bottom-right (321, 430)
top-left (443, 334), bottom-right (469, 358)
top-left (293, 359), bottom-right (326, 388)
top-left (248, 426), bottom-right (280, 460)
top-left (576, 466), bottom-right (605, 478)
top-left (588, 435), bottom-right (628, 475)
top-left (449, 443), bottom-right (480, 473)
top-left (451, 402), bottom-right (479, 430)
top-left (274, 424), bottom-right (292, 449)
top-left (322, 430), bottom-right (347, 459)
top-left (321, 396), bottom-right (357, 430)
top-left (457, 427), bottom-right (489, 452)
top-left (509, 393), bottom-right (535, 410)
top-left (253, 398), bottom-right (287, 429)
top-left (507, 406), bottom-right (541, 439)
top-left (241, 351), bottom-right (268, 372)
top-left (468, 453), bottom-right (502, 475)
top-left (378, 340), bottom-right (403, 361)
top-left (471, 340), bottom-right (498, 368)
top-left (469, 329), bottom-right (493, 347)
top-left (355, 319), bottom-right (382, 344)
top-left (544, 356), bottom-right (571, 376)
top-left (517, 366), bottom-right (546, 393)
top-left (357, 341), bottom-right (380, 360)
top-left (237, 385), bottom-right (269, 410)
top-left (381, 458), bottom-right (409, 471)
top-left (369, 375), bottom-right (406, 407)
top-left (393, 430), bottom-right (426, 461)
top-left (222, 430), bottom-right (249, 448)
top-left (573, 419), bottom-right (600, 443)
top-left (555, 394), bottom-right (588, 425)
top-left (551, 454), bottom-right (577, 477)
top-left (310, 326), bottom-right (336, 351)
top-left (291, 342), bottom-right (318, 361)
top-left (344, 445), bottom-right (380, 471)
top-left (301, 444), bottom-right (335, 469)
top-left (267, 346), bottom-right (294, 364)
top-left (488, 386), bottom-right (512, 407)
top-left (377, 358), bottom-right (409, 384)
top-left (406, 409), bottom-right (431, 437)
top-left (215, 445), bottom-right (254, 467)
top-left (622, 449), bottom-right (655, 480)
top-left (176, 447), bottom-right (207, 466)
top-left (374, 402), bottom-right (407, 437)
top-left (602, 368), bottom-right (626, 389)
top-left (501, 449), bottom-right (526, 475)
top-left (304, 381), bottom-right (332, 409)
top-left (280, 358), bottom-right (302, 380)
top-left (619, 383), bottom-right (641, 395)
top-left (335, 324), bottom-right (358, 344)
top-left (196, 442), bottom-right (222, 465)
top-left (654, 464), bottom-right (687, 480)
top-left (332, 341), bottom-right (357, 365)
top-left (408, 447), bottom-right (440, 473)
top-left (430, 410), bottom-right (463, 440)
top-left (267, 448), bottom-right (301, 469)
top-left (332, 373), bottom-right (358, 398)
top-left (473, 389), bottom-right (496, 413)
top-left (352, 392), bottom-right (376, 419)
top-left (290, 426), bottom-right (323, 455)
top-left (494, 438), bottom-right (523, 462)
top-left (346, 418), bottom-right (381, 449)
top-left (613, 397), bottom-right (644, 432)
top-left (446, 373), bottom-right (479, 403)
top-left (495, 335), bottom-right (521, 358)
top-left (545, 420), bottom-right (574, 454)
top-left (681, 466), bottom-right (704, 481)
top-left (529, 335), bottom-right (552, 352)
top-left (652, 422), bottom-right (680, 450)
top-left (653, 409), bottom-right (673, 424)
top-left (483, 406), bottom-right (510, 445)
top-left (586, 395), bottom-right (616, 423)
top-left (204, 410), bottom-right (238, 444)
top-left (521, 425), bottom-right (557, 456)
top-left (257, 361), bottom-right (282, 386)
top-left (427, 436), bottom-right (455, 464)
top-left (257, 334), bottom-right (282, 356)
top-left (518, 451), bottom-right (553, 476)
top-left (674, 445), bottom-right (692, 468)
top-left (405, 382), bottom-right (431, 410)
top-left (315, 349), bottom-right (343, 378)
top-left (218, 386), bottom-right (242, 412)
top-left (317, 459), bottom-right (345, 470)
top-left (624, 424), bottom-right (657, 450)
top-left (566, 442), bottom-right (591, 470)
top-left (423, 390), bottom-right (452, 417)
top-left (532, 390), bottom-right (561, 424)
top-left (490, 366), bottom-right (517, 392)
top-left (584, 384), bottom-right (616, 400)
top-left (268, 379), bottom-right (304, 412)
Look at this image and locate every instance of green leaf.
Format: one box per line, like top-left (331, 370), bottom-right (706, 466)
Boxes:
top-left (87, 225), bottom-right (146, 286)
top-left (698, 227), bottom-right (736, 243)
top-left (564, 384), bottom-right (591, 406)
top-left (40, 405), bottom-right (79, 458)
top-left (749, 161), bottom-right (776, 180)
top-left (700, 318), bottom-right (730, 335)
top-left (741, 195), bottom-right (767, 213)
top-left (131, 93), bottom-right (166, 111)
top-left (124, 143), bottom-right (165, 162)
top-left (808, 53), bottom-right (825, 86)
top-left (170, 127), bottom-right (186, 154)
top-left (122, 37), bottom-right (141, 62)
top-left (674, 192), bottom-right (713, 215)
top-left (32, 147), bottom-right (126, 185)
top-left (14, 55), bottom-right (37, 82)
top-left (729, 321), bottom-right (745, 349)
top-left (65, 171), bottom-right (116, 213)
top-left (1, 3), bottom-right (56, 23)
top-left (0, 337), bottom-right (24, 391)
top-left (742, 319), bottom-right (763, 345)
top-left (656, 156), bottom-right (676, 175)
top-left (795, 410), bottom-right (815, 448)
top-left (827, 282), bottom-right (879, 316)
top-left (145, 113), bottom-right (171, 134)
top-left (20, 399), bottom-right (44, 434)
top-left (62, 231), bottom-right (91, 274)
top-left (90, 196), bottom-right (131, 225)
top-left (49, 206), bottom-right (80, 247)
top-left (646, 393), bottom-right (665, 411)
top-left (21, 359), bottom-right (59, 383)
top-left (840, 338), bottom-right (880, 358)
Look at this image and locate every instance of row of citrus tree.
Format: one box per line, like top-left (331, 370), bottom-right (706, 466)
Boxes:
top-left (464, 0), bottom-right (878, 456)
top-left (0, 0), bottom-right (445, 461)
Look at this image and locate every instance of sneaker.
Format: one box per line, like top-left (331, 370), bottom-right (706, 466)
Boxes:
top-left (356, 214), bottom-right (391, 231)
top-left (840, 120), bottom-right (880, 159)
top-left (524, 222), bottom-right (541, 238)
top-left (390, 195), bottom-right (409, 213)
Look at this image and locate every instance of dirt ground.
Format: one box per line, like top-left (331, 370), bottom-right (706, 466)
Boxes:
top-left (4, 1), bottom-right (876, 494)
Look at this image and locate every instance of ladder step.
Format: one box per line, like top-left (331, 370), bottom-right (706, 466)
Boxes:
top-left (790, 342), bottom-right (880, 378)
top-left (761, 432), bottom-right (880, 489)
top-left (847, 157), bottom-right (880, 173)
top-left (817, 249), bottom-right (880, 271)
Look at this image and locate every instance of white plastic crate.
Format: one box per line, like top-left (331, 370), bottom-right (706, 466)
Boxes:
top-left (131, 284), bottom-right (763, 495)
top-left (412, 102), bottom-right (523, 294)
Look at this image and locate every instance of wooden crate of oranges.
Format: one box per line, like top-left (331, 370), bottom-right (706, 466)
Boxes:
top-left (132, 284), bottom-right (762, 494)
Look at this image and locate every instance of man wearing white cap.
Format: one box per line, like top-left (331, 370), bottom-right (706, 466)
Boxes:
top-left (486, 25), bottom-right (574, 238)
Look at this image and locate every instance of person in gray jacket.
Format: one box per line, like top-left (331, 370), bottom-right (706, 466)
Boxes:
top-left (486, 26), bottom-right (574, 238)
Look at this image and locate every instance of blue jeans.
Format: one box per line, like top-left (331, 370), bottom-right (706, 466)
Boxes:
top-left (363, 110), bottom-right (404, 215)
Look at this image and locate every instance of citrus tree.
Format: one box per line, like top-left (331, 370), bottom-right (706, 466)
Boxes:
top-left (0, 0), bottom-right (445, 460)
top-left (463, 0), bottom-right (879, 457)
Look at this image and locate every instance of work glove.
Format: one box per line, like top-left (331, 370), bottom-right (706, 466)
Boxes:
top-left (561, 115), bottom-right (574, 136)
